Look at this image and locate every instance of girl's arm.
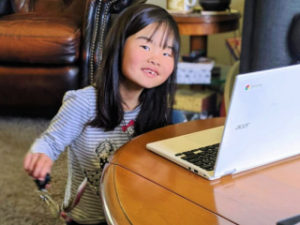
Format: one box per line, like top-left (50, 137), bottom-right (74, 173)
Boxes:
top-left (23, 88), bottom-right (93, 180)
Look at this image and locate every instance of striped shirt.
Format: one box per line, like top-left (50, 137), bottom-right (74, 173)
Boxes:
top-left (30, 86), bottom-right (140, 224)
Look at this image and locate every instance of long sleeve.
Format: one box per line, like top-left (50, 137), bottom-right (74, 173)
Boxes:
top-left (29, 88), bottom-right (94, 161)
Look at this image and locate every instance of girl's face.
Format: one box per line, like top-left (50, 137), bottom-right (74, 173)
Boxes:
top-left (121, 22), bottom-right (175, 90)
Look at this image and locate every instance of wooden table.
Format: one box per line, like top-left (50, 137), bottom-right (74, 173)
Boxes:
top-left (101, 118), bottom-right (300, 225)
top-left (171, 11), bottom-right (240, 53)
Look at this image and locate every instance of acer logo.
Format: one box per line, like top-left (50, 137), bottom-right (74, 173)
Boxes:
top-left (235, 123), bottom-right (250, 130)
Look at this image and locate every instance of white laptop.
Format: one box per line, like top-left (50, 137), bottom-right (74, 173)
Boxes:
top-left (147, 64), bottom-right (300, 180)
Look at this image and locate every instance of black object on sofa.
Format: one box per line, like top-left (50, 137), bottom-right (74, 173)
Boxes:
top-left (0, 0), bottom-right (144, 116)
top-left (240, 0), bottom-right (300, 74)
top-left (288, 13), bottom-right (300, 63)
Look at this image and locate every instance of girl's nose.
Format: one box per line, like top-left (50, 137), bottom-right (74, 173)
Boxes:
top-left (147, 57), bottom-right (160, 66)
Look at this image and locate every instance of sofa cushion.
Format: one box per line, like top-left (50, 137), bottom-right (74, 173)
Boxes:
top-left (0, 65), bottom-right (79, 107)
top-left (0, 13), bottom-right (80, 64)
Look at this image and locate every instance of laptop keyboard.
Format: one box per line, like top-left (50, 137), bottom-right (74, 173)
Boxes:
top-left (175, 143), bottom-right (220, 171)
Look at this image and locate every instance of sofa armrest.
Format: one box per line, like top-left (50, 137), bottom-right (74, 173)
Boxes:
top-left (111, 0), bottom-right (146, 13)
top-left (80, 0), bottom-right (146, 86)
top-left (0, 0), bottom-right (12, 16)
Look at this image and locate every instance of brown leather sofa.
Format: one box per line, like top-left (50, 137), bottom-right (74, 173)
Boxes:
top-left (0, 0), bottom-right (143, 116)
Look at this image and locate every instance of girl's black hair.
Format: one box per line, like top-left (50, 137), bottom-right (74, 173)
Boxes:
top-left (90, 3), bottom-right (180, 136)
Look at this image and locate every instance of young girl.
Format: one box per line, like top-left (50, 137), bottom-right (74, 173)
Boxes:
top-left (24, 3), bottom-right (180, 225)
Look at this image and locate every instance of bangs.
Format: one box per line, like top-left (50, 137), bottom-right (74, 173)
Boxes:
top-left (148, 22), bottom-right (178, 52)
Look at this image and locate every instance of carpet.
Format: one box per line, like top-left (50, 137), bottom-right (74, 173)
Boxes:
top-left (0, 117), bottom-right (68, 225)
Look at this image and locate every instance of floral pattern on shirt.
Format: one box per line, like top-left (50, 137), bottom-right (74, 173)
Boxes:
top-left (83, 120), bottom-right (135, 194)
top-left (95, 139), bottom-right (118, 169)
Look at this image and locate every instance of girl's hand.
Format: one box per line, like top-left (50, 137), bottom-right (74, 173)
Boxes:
top-left (23, 152), bottom-right (53, 181)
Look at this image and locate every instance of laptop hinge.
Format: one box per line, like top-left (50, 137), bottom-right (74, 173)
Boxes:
top-left (222, 168), bottom-right (237, 176)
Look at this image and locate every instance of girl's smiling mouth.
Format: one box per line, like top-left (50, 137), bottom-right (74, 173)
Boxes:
top-left (142, 68), bottom-right (159, 77)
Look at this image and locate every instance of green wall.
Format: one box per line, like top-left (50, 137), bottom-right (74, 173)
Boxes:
top-left (207, 0), bottom-right (244, 65)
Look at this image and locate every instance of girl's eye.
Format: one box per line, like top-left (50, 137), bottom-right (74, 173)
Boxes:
top-left (140, 45), bottom-right (150, 51)
top-left (163, 52), bottom-right (173, 57)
